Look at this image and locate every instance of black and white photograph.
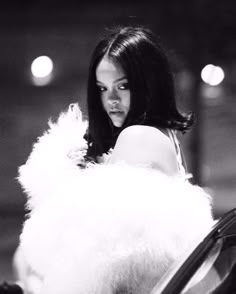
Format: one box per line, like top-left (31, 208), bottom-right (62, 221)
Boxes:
top-left (0, 1), bottom-right (236, 293)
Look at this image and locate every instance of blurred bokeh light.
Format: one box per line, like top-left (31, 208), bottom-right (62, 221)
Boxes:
top-left (201, 64), bottom-right (225, 86)
top-left (31, 55), bottom-right (54, 86)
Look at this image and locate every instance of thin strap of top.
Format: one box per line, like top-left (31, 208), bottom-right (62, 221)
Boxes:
top-left (166, 129), bottom-right (189, 178)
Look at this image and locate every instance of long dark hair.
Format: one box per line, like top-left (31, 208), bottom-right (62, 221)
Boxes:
top-left (86, 26), bottom-right (194, 159)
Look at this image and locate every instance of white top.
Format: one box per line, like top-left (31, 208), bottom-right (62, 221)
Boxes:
top-left (166, 129), bottom-right (192, 179)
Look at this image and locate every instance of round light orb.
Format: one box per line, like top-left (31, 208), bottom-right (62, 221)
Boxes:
top-left (201, 64), bottom-right (224, 86)
top-left (31, 56), bottom-right (53, 78)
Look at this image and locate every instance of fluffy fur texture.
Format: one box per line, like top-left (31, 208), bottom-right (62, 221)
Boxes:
top-left (17, 104), bottom-right (215, 294)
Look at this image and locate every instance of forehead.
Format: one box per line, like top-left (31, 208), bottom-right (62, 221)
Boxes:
top-left (96, 57), bottom-right (125, 80)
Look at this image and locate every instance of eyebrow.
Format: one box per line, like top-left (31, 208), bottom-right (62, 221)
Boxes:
top-left (96, 76), bottom-right (127, 84)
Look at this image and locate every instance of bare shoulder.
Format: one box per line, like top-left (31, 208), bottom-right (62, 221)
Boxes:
top-left (117, 125), bottom-right (170, 144)
top-left (109, 125), bottom-right (179, 176)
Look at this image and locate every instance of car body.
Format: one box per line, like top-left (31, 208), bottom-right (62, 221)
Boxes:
top-left (152, 208), bottom-right (236, 294)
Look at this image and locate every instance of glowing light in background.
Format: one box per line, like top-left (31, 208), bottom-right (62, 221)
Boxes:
top-left (31, 56), bottom-right (54, 86)
top-left (31, 56), bottom-right (53, 77)
top-left (201, 64), bottom-right (225, 86)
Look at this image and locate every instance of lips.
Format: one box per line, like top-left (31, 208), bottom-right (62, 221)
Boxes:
top-left (108, 109), bottom-right (125, 127)
top-left (109, 109), bottom-right (123, 114)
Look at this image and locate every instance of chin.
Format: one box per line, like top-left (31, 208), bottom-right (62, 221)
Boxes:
top-left (112, 120), bottom-right (124, 128)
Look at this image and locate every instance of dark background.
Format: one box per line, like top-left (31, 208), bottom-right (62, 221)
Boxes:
top-left (0, 0), bottom-right (236, 282)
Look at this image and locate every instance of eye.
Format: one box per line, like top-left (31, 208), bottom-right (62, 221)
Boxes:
top-left (118, 82), bottom-right (129, 90)
top-left (97, 85), bottom-right (107, 92)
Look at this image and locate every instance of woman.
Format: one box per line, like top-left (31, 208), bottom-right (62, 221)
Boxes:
top-left (85, 26), bottom-right (193, 176)
top-left (14, 26), bottom-right (214, 294)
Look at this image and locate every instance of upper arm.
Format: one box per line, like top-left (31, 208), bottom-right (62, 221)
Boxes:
top-left (108, 125), bottom-right (179, 176)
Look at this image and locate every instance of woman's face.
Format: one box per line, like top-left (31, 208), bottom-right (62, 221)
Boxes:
top-left (96, 56), bottom-right (131, 128)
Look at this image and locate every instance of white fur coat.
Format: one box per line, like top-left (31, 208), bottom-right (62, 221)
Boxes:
top-left (17, 104), bottom-right (215, 294)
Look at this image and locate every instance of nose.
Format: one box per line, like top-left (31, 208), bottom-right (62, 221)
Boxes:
top-left (107, 89), bottom-right (120, 104)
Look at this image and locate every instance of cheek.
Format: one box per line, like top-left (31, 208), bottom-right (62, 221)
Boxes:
top-left (101, 96), bottom-right (108, 110)
top-left (124, 94), bottom-right (131, 111)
